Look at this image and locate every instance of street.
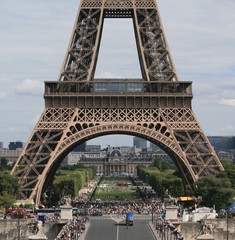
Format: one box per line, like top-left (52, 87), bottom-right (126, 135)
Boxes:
top-left (82, 215), bottom-right (156, 240)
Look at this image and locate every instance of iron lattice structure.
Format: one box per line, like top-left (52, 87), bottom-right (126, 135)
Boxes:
top-left (11, 0), bottom-right (223, 204)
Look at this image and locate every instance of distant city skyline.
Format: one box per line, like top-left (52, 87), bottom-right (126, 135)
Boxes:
top-left (0, 0), bottom-right (235, 148)
top-left (2, 135), bottom-right (235, 152)
top-left (0, 135), bottom-right (147, 149)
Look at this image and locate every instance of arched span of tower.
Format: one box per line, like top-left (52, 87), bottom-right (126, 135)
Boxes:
top-left (12, 107), bottom-right (223, 205)
top-left (36, 123), bottom-right (193, 205)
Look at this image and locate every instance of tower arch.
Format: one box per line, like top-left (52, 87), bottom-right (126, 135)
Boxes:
top-left (35, 123), bottom-right (195, 205)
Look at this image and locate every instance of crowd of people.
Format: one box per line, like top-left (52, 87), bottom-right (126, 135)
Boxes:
top-left (53, 200), bottom-right (168, 239)
top-left (55, 217), bottom-right (86, 240)
top-left (52, 176), bottom-right (182, 239)
top-left (53, 200), bottom-right (169, 239)
top-left (72, 200), bottom-right (166, 217)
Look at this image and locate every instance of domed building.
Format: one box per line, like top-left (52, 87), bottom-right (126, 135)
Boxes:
top-left (109, 148), bottom-right (123, 161)
top-left (104, 148), bottom-right (127, 176)
top-left (102, 148), bottom-right (153, 176)
top-left (75, 147), bottom-right (154, 176)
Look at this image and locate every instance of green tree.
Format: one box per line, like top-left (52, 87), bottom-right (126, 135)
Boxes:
top-left (195, 175), bottom-right (235, 210)
top-left (47, 166), bottom-right (96, 206)
top-left (0, 171), bottom-right (19, 196)
top-left (153, 156), bottom-right (176, 171)
top-left (137, 165), bottom-right (184, 198)
top-left (0, 158), bottom-right (9, 170)
top-left (221, 159), bottom-right (235, 188)
top-left (0, 171), bottom-right (19, 208)
top-left (0, 192), bottom-right (16, 208)
top-left (153, 157), bottom-right (163, 171)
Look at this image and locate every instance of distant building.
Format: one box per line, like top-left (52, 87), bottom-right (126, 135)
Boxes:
top-left (133, 137), bottom-right (147, 148)
top-left (217, 150), bottom-right (235, 163)
top-left (0, 149), bottom-right (22, 165)
top-left (77, 148), bottom-right (153, 176)
top-left (65, 151), bottom-right (106, 165)
top-left (86, 144), bottom-right (101, 152)
top-left (8, 141), bottom-right (23, 150)
top-left (63, 147), bottom-right (154, 176)
top-left (72, 142), bottom-right (87, 152)
top-left (154, 153), bottom-right (173, 162)
top-left (208, 136), bottom-right (235, 151)
top-left (149, 142), bottom-right (164, 153)
top-left (112, 146), bottom-right (135, 155)
top-left (0, 141), bottom-right (23, 164)
top-left (207, 136), bottom-right (235, 164)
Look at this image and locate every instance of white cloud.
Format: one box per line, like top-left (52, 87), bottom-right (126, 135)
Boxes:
top-left (0, 0), bottom-right (235, 146)
top-left (219, 99), bottom-right (235, 107)
top-left (0, 92), bottom-right (7, 100)
top-left (14, 79), bottom-right (44, 96)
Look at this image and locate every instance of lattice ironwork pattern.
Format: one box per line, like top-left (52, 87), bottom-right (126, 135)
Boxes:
top-left (13, 129), bottom-right (64, 199)
top-left (12, 106), bottom-right (223, 201)
top-left (11, 0), bottom-right (223, 204)
top-left (135, 8), bottom-right (176, 81)
top-left (81, 0), bottom-right (157, 9)
top-left (174, 131), bottom-right (221, 176)
top-left (59, 8), bottom-right (102, 82)
top-left (59, 0), bottom-right (176, 82)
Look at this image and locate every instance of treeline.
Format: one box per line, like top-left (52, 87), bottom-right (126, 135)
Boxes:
top-left (0, 163), bottom-right (96, 208)
top-left (0, 158), bottom-right (19, 208)
top-left (47, 165), bottom-right (96, 205)
top-left (194, 160), bottom-right (235, 210)
top-left (0, 157), bottom-right (11, 170)
top-left (138, 157), bottom-right (235, 210)
top-left (0, 170), bottom-right (19, 208)
top-left (137, 158), bottom-right (184, 198)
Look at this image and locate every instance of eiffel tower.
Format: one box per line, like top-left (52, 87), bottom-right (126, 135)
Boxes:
top-left (11, 0), bottom-right (224, 204)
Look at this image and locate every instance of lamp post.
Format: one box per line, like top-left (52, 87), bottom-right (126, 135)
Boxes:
top-left (170, 229), bottom-right (174, 240)
top-left (17, 218), bottom-right (20, 240)
top-left (227, 211), bottom-right (229, 240)
top-left (152, 204), bottom-right (154, 224)
top-left (166, 225), bottom-right (168, 240)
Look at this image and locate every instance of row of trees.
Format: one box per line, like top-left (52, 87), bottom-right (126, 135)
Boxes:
top-left (138, 157), bottom-right (235, 210)
top-left (0, 159), bottom-right (96, 208)
top-left (0, 158), bottom-right (16, 207)
top-left (0, 170), bottom-right (19, 208)
top-left (195, 160), bottom-right (235, 210)
top-left (46, 165), bottom-right (96, 206)
top-left (137, 158), bottom-right (185, 198)
top-left (0, 157), bottom-right (11, 170)
top-left (1, 155), bottom-right (235, 211)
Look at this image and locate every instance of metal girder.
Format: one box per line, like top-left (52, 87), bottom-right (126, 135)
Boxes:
top-left (11, 107), bottom-right (223, 203)
top-left (11, 0), bottom-right (223, 205)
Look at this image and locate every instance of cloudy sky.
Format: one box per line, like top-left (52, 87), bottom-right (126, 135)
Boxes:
top-left (0, 0), bottom-right (235, 148)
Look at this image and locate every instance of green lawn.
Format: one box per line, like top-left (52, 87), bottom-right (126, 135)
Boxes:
top-left (92, 177), bottom-right (142, 201)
